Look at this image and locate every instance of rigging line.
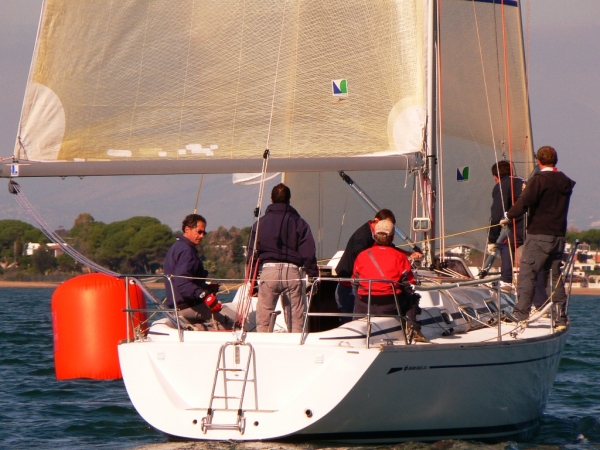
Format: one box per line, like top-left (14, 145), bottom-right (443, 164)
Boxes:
top-left (8, 181), bottom-right (118, 276)
top-left (175, 0), bottom-right (196, 151)
top-left (491, 0), bottom-right (506, 142)
top-left (500, 1), bottom-right (520, 278)
top-left (472, 1), bottom-right (498, 157)
top-left (229, 0), bottom-right (247, 153)
top-left (265, 0), bottom-right (288, 150)
top-left (398, 223), bottom-right (502, 248)
top-left (193, 174), bottom-right (205, 214)
top-left (125, 1), bottom-right (152, 150)
top-left (336, 190), bottom-right (350, 251)
top-left (436, 11), bottom-right (445, 261)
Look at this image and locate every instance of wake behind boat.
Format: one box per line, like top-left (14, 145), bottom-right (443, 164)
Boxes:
top-left (1, 0), bottom-right (574, 444)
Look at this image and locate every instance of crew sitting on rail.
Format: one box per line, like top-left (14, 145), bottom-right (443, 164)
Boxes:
top-left (352, 219), bottom-right (425, 342)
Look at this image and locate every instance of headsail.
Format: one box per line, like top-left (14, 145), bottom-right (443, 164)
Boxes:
top-left (437, 0), bottom-right (535, 249)
top-left (6, 0), bottom-right (426, 177)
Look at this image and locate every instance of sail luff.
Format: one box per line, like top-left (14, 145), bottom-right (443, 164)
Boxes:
top-left (15, 0), bottom-right (49, 160)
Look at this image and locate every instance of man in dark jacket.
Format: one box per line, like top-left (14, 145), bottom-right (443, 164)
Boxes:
top-left (488, 160), bottom-right (525, 285)
top-left (247, 183), bottom-right (318, 332)
top-left (502, 146), bottom-right (576, 329)
top-left (163, 214), bottom-right (230, 328)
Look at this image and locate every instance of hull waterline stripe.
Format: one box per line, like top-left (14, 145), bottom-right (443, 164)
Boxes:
top-left (387, 349), bottom-right (562, 374)
top-left (291, 418), bottom-right (537, 442)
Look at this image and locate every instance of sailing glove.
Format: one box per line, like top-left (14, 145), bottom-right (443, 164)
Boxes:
top-left (207, 283), bottom-right (221, 294)
top-left (204, 293), bottom-right (222, 313)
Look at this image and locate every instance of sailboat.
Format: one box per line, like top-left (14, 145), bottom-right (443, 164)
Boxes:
top-left (2, 0), bottom-right (575, 444)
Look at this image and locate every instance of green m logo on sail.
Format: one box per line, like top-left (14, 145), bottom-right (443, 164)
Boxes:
top-left (457, 167), bottom-right (469, 182)
top-left (332, 79), bottom-right (348, 96)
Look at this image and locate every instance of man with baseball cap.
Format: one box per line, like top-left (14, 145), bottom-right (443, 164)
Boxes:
top-left (352, 219), bottom-right (425, 342)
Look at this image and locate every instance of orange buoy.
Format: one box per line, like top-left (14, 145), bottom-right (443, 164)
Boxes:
top-left (51, 273), bottom-right (147, 380)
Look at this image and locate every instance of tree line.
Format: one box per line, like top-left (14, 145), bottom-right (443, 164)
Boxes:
top-left (0, 214), bottom-right (251, 280)
top-left (566, 228), bottom-right (600, 250)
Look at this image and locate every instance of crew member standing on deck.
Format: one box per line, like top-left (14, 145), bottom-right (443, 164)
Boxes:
top-left (247, 183), bottom-right (319, 333)
top-left (488, 160), bottom-right (525, 287)
top-left (501, 146), bottom-right (575, 330)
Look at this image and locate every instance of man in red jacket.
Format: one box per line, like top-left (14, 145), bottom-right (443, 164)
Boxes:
top-left (353, 220), bottom-right (425, 342)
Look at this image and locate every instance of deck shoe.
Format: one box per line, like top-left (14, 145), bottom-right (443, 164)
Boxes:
top-left (503, 311), bottom-right (520, 323)
top-left (411, 328), bottom-right (427, 343)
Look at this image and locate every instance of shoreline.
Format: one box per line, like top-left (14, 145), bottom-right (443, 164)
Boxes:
top-left (1, 281), bottom-right (599, 296)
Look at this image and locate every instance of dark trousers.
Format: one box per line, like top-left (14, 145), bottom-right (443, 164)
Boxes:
top-left (354, 294), bottom-right (400, 316)
top-left (335, 283), bottom-right (356, 324)
top-left (502, 241), bottom-right (549, 308)
top-left (514, 234), bottom-right (567, 325)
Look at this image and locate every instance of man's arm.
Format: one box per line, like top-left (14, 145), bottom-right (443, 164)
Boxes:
top-left (488, 185), bottom-right (503, 243)
top-left (246, 223), bottom-right (258, 265)
top-left (171, 247), bottom-right (208, 303)
top-left (297, 220), bottom-right (319, 277)
top-left (507, 175), bottom-right (541, 220)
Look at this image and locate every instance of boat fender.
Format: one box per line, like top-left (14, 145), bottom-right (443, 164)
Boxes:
top-left (51, 273), bottom-right (146, 380)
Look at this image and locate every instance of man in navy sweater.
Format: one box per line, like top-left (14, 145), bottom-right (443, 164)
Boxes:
top-left (164, 214), bottom-right (230, 328)
top-left (503, 146), bottom-right (575, 330)
top-left (247, 183), bottom-right (318, 332)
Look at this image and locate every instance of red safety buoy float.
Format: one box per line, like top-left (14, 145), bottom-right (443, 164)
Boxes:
top-left (51, 273), bottom-right (147, 380)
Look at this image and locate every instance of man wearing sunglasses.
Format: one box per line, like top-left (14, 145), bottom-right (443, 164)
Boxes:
top-left (163, 213), bottom-right (231, 329)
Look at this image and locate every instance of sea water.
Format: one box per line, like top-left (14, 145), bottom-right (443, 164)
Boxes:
top-left (1, 288), bottom-right (599, 449)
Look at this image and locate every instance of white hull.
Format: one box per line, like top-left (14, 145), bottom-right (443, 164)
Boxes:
top-left (119, 287), bottom-right (567, 443)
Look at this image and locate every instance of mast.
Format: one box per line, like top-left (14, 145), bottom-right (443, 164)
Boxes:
top-left (425, 0), bottom-right (438, 267)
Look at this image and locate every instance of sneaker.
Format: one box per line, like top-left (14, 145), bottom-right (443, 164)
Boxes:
top-left (499, 281), bottom-right (515, 293)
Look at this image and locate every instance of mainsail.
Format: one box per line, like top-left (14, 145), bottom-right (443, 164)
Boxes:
top-left (6, 0), bottom-right (426, 177)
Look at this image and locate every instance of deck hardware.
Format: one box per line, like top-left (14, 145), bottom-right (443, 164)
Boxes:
top-left (305, 409), bottom-right (313, 418)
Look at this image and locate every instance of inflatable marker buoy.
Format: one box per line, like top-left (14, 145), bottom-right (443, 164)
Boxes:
top-left (51, 273), bottom-right (147, 380)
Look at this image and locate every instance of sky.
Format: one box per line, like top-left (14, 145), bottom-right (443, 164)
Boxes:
top-left (0, 0), bottom-right (599, 232)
